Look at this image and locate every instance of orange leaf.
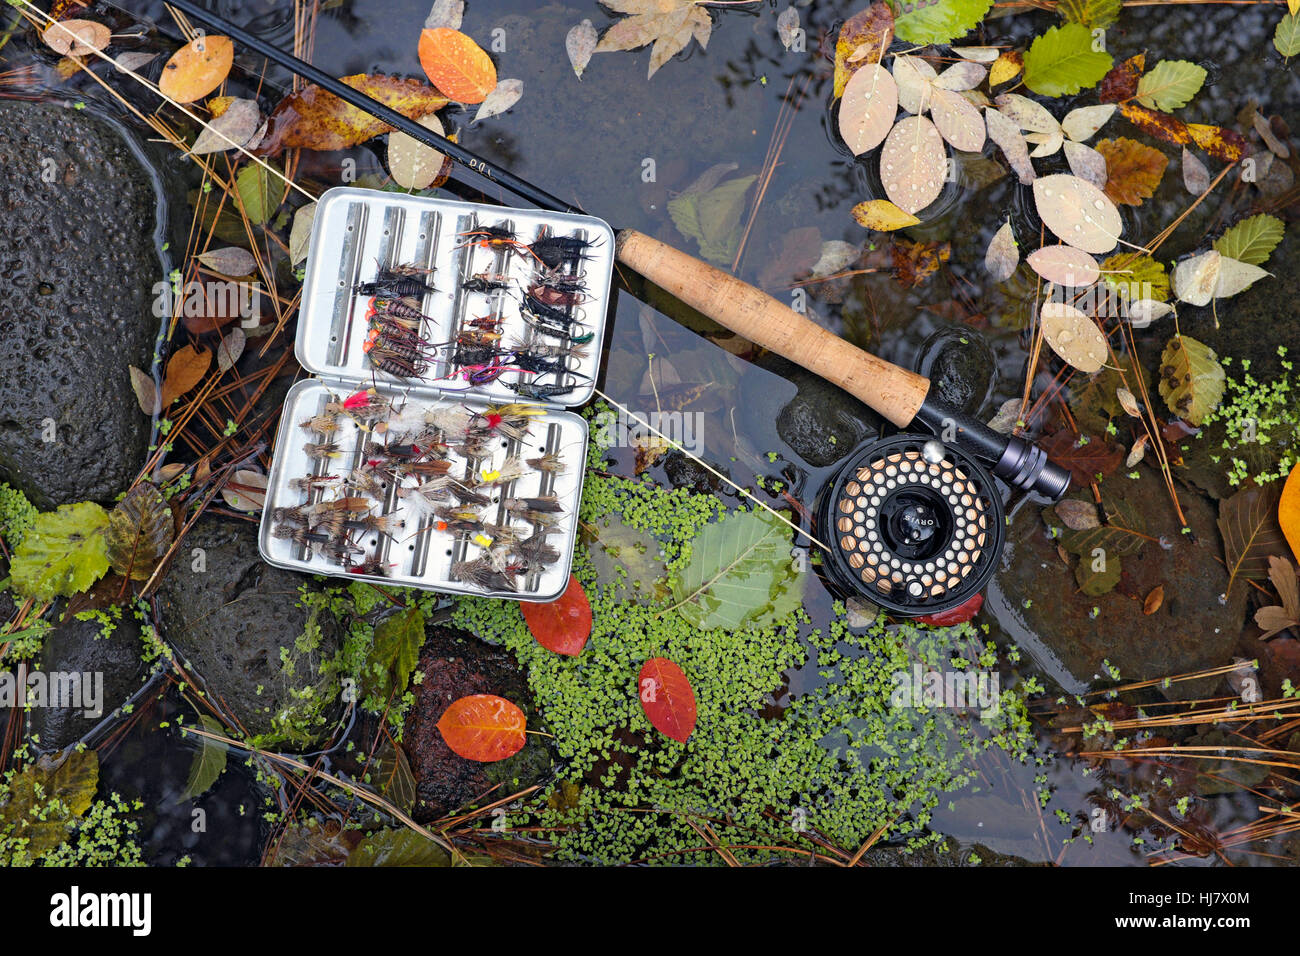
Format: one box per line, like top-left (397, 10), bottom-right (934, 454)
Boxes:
top-left (255, 74), bottom-right (449, 156)
top-left (638, 658), bottom-right (697, 743)
top-left (520, 574), bottom-right (592, 657)
top-left (1095, 136), bottom-right (1168, 206)
top-left (436, 694), bottom-right (526, 762)
top-left (159, 35), bottom-right (233, 104)
top-left (418, 28), bottom-right (497, 104)
top-left (1282, 464), bottom-right (1300, 562)
top-left (160, 344), bottom-right (211, 406)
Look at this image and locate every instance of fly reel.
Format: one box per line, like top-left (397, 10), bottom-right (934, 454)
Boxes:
top-left (817, 434), bottom-right (1005, 617)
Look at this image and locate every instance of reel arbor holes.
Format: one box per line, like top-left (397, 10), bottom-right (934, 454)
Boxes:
top-left (819, 434), bottom-right (1004, 616)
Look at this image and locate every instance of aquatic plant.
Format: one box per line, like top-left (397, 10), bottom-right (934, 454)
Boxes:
top-left (1200, 349), bottom-right (1298, 487)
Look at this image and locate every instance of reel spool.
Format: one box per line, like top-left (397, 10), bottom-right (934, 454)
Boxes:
top-left (817, 434), bottom-right (1005, 617)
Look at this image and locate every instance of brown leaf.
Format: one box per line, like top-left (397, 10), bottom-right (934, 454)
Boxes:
top-left (1056, 498), bottom-right (1100, 530)
top-left (1041, 430), bottom-right (1124, 486)
top-left (1219, 485), bottom-right (1286, 594)
top-left (1186, 122), bottom-right (1245, 163)
top-left (1098, 52), bottom-right (1145, 104)
top-left (891, 238), bottom-right (949, 288)
top-left (1269, 554), bottom-right (1300, 618)
top-left (833, 2), bottom-right (894, 98)
top-left (1143, 584), bottom-right (1163, 615)
top-left (1118, 101), bottom-right (1191, 151)
top-left (255, 74), bottom-right (449, 156)
top-left (1095, 137), bottom-right (1168, 206)
top-left (128, 365), bottom-right (158, 416)
top-left (161, 345), bottom-right (211, 406)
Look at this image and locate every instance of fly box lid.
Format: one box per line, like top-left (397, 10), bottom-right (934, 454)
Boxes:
top-left (257, 187), bottom-right (616, 602)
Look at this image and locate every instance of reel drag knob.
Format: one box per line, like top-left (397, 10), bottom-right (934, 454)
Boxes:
top-left (816, 434), bottom-right (1005, 617)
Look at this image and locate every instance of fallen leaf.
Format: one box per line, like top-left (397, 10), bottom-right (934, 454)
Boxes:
top-left (838, 63), bottom-right (898, 155)
top-left (988, 49), bottom-right (1023, 86)
top-left (521, 574), bottom-right (592, 656)
top-left (1040, 300), bottom-right (1107, 372)
top-left (1062, 103), bottom-right (1116, 142)
top-left (1056, 498), bottom-right (1100, 530)
top-left (893, 54), bottom-right (938, 115)
top-left (106, 482), bottom-right (174, 580)
top-left (1185, 122), bottom-right (1245, 163)
top-left (879, 115), bottom-right (947, 214)
top-left (1095, 136), bottom-right (1167, 206)
top-left (984, 107), bottom-right (1035, 183)
top-left (891, 238), bottom-right (950, 288)
top-left (221, 469), bottom-right (266, 512)
top-left (931, 87), bottom-right (985, 152)
top-left (1253, 113), bottom-right (1290, 159)
top-left (1115, 386), bottom-right (1141, 418)
top-left (1057, 0), bottom-right (1121, 29)
top-left (638, 658), bottom-right (697, 742)
top-left (1135, 59), bottom-right (1206, 111)
top-left (996, 93), bottom-right (1059, 135)
top-left (1023, 23), bottom-right (1112, 98)
top-left (1157, 334), bottom-right (1223, 425)
top-left (216, 327), bottom-right (246, 372)
top-left (1254, 555), bottom-right (1299, 638)
top-left (418, 27), bottom-right (496, 103)
top-left (596, 0), bottom-right (711, 81)
top-left (1126, 434), bottom-right (1148, 467)
top-left (1219, 485), bottom-right (1285, 593)
top-left (160, 34), bottom-right (233, 104)
top-left (1064, 139), bottom-right (1108, 188)
top-left (1213, 213), bottom-right (1285, 266)
top-left (953, 46), bottom-right (1000, 64)
top-left (1027, 244), bottom-right (1100, 287)
top-left (1098, 52), bottom-right (1145, 103)
top-left (777, 5), bottom-right (800, 50)
top-left (1181, 147), bottom-right (1210, 194)
top-left (234, 162), bottom-right (276, 225)
top-left (42, 19), bottom-right (109, 56)
top-left (935, 60), bottom-right (986, 92)
top-left (129, 365), bottom-right (158, 416)
top-left (255, 75), bottom-right (449, 155)
top-left (667, 173), bottom-right (757, 265)
top-left (1276, 13), bottom-right (1300, 57)
top-left (191, 98), bottom-right (261, 155)
top-left (1033, 173), bottom-right (1122, 254)
top-left (833, 2), bottom-right (894, 97)
top-left (984, 219), bottom-right (1019, 281)
top-left (1041, 430), bottom-right (1124, 485)
top-left (473, 78), bottom-right (523, 124)
top-left (387, 113), bottom-right (446, 190)
top-left (851, 198), bottom-right (920, 231)
top-left (161, 344), bottom-right (211, 406)
top-left (566, 19), bottom-right (598, 78)
top-left (916, 592), bottom-right (984, 626)
top-left (1127, 298), bottom-right (1173, 328)
top-left (424, 0), bottom-right (464, 30)
top-left (289, 202), bottom-right (317, 266)
top-left (1143, 584), bottom-right (1164, 615)
top-left (437, 694), bottom-right (527, 761)
top-left (113, 52), bottom-right (158, 74)
top-left (197, 246), bottom-right (256, 276)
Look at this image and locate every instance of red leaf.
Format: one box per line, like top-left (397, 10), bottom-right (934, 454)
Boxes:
top-left (520, 574), bottom-right (592, 657)
top-left (1098, 52), bottom-right (1144, 103)
top-left (436, 694), bottom-right (526, 762)
top-left (916, 592), bottom-right (984, 626)
top-left (638, 658), bottom-right (696, 743)
top-left (1041, 429), bottom-right (1124, 486)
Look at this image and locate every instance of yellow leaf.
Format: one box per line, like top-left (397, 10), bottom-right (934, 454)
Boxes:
top-left (850, 199), bottom-right (920, 232)
top-left (989, 50), bottom-right (1023, 87)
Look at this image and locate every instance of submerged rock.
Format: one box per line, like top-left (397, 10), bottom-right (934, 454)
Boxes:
top-left (0, 101), bottom-right (162, 508)
top-left (27, 612), bottom-right (151, 752)
top-left (403, 625), bottom-right (550, 823)
top-left (156, 520), bottom-right (344, 748)
top-left (916, 326), bottom-right (996, 418)
top-left (767, 358), bottom-right (881, 468)
top-left (989, 474), bottom-right (1245, 699)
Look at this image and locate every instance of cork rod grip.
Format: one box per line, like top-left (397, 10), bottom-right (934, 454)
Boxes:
top-left (615, 230), bottom-right (930, 428)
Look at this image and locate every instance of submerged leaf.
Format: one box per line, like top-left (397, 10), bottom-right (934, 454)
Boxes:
top-left (181, 715), bottom-right (229, 801)
top-left (1219, 485), bottom-right (1285, 593)
top-left (346, 828), bottom-right (450, 867)
top-left (42, 19), bottom-right (110, 57)
top-left (1181, 147), bottom-right (1210, 195)
top-left (105, 482), bottom-right (174, 580)
top-left (364, 606), bottom-right (425, 700)
top-left (566, 19), bottom-right (598, 78)
top-left (667, 173), bottom-right (757, 265)
top-left (984, 219), bottom-right (1019, 281)
top-left (0, 751), bottom-right (98, 861)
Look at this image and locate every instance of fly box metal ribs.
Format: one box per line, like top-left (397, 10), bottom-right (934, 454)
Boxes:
top-left (257, 187), bottom-right (616, 602)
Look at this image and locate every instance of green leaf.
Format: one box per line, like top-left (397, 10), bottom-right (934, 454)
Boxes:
top-left (105, 482), bottom-right (174, 581)
top-left (667, 174), bottom-right (756, 266)
top-left (889, 0), bottom-right (992, 45)
top-left (0, 751), bottom-right (99, 861)
top-left (234, 162), bottom-right (276, 225)
top-left (1101, 252), bottom-right (1170, 302)
top-left (10, 501), bottom-right (110, 602)
top-left (369, 738), bottom-right (416, 813)
top-left (1046, 498), bottom-right (1146, 559)
top-left (1158, 335), bottom-right (1225, 426)
top-left (1275, 13), bottom-right (1300, 57)
top-left (1213, 213), bottom-right (1286, 266)
top-left (363, 606), bottom-right (425, 701)
top-left (345, 828), bottom-right (450, 867)
top-left (1135, 60), bottom-right (1207, 111)
top-left (181, 715), bottom-right (228, 801)
top-left (1056, 0), bottom-right (1121, 29)
top-left (1023, 23), bottom-right (1113, 97)
top-left (1074, 552), bottom-right (1121, 595)
top-left (669, 509), bottom-right (802, 630)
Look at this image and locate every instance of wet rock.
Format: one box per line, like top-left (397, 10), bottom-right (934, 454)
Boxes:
top-left (767, 358), bottom-right (882, 468)
top-left (27, 612), bottom-right (151, 752)
top-left (989, 474), bottom-right (1246, 700)
top-left (403, 625), bottom-right (550, 823)
top-left (662, 449), bottom-right (720, 494)
top-left (857, 840), bottom-right (1044, 867)
top-left (156, 520), bottom-right (344, 748)
top-left (916, 326), bottom-right (996, 418)
top-left (0, 101), bottom-right (163, 508)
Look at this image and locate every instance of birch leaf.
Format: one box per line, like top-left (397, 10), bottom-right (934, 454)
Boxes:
top-left (1023, 23), bottom-right (1113, 98)
top-left (879, 115), bottom-right (947, 215)
top-left (985, 219), bottom-right (1019, 281)
top-left (1213, 213), bottom-right (1285, 266)
top-left (1135, 60), bottom-right (1207, 111)
top-left (472, 79), bottom-right (523, 124)
top-left (1041, 301), bottom-right (1108, 373)
top-left (1033, 174), bottom-right (1122, 254)
top-left (838, 63), bottom-right (898, 155)
top-left (1064, 139), bottom-right (1108, 188)
top-left (1158, 335), bottom-right (1224, 425)
top-left (1062, 103), bottom-right (1115, 142)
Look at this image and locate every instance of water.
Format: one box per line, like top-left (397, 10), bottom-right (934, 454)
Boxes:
top-left (12, 0), bottom-right (1300, 865)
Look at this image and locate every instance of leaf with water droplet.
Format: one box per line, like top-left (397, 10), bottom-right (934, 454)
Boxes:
top-left (1041, 300), bottom-right (1108, 373)
top-left (1027, 244), bottom-right (1100, 287)
top-left (837, 63), bottom-right (897, 156)
top-left (1032, 173), bottom-right (1122, 254)
top-left (879, 115), bottom-right (946, 215)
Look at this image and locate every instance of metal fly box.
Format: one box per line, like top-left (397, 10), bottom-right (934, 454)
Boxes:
top-left (257, 187), bottom-right (615, 602)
